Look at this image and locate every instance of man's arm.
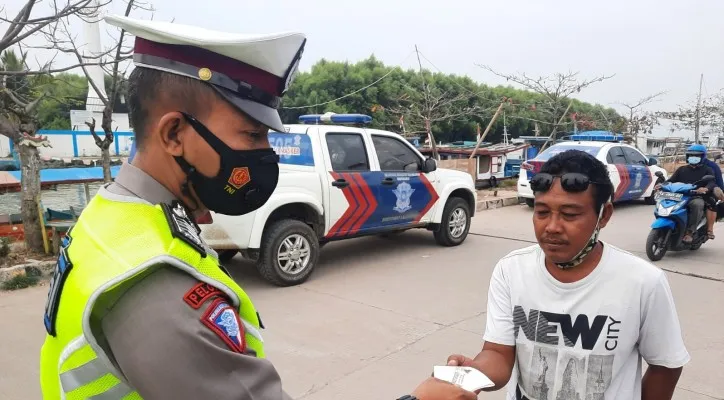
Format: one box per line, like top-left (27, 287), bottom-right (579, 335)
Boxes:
top-left (638, 271), bottom-right (690, 400)
top-left (642, 365), bottom-right (683, 400)
top-left (101, 266), bottom-right (292, 400)
top-left (703, 166), bottom-right (717, 190)
top-left (447, 342), bottom-right (515, 391)
top-left (708, 161), bottom-right (724, 188)
top-left (447, 262), bottom-right (516, 391)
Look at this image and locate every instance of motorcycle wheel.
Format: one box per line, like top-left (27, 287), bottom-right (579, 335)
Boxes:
top-left (646, 229), bottom-right (669, 261)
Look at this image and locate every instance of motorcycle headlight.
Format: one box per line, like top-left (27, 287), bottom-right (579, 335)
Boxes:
top-left (657, 201), bottom-right (684, 216)
top-left (657, 203), bottom-right (672, 216)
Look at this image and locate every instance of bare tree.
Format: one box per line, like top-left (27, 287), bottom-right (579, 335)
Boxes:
top-left (477, 66), bottom-right (614, 141)
top-left (0, 0), bottom-right (106, 252)
top-left (0, 49), bottom-right (50, 252)
top-left (657, 91), bottom-right (724, 144)
top-left (46, 0), bottom-right (144, 182)
top-left (617, 92), bottom-right (666, 146)
top-left (385, 46), bottom-right (494, 159)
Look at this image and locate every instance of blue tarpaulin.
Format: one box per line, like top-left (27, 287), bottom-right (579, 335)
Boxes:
top-left (8, 165), bottom-right (122, 183)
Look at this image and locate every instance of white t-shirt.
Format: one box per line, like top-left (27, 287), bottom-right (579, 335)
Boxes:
top-left (483, 242), bottom-right (690, 400)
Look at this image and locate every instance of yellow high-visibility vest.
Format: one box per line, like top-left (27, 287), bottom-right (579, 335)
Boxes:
top-left (40, 189), bottom-right (265, 399)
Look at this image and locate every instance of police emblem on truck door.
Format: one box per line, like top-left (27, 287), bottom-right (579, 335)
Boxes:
top-left (393, 181), bottom-right (415, 213)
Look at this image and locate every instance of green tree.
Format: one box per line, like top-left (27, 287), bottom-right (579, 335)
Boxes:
top-left (280, 57), bottom-right (623, 145)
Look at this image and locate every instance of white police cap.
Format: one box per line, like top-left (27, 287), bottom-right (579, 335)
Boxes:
top-left (104, 15), bottom-right (306, 132)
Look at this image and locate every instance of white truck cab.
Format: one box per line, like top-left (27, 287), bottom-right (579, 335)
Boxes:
top-left (199, 113), bottom-right (477, 286)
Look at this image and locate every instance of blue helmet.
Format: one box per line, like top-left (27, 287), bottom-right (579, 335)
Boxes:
top-left (686, 144), bottom-right (706, 165)
top-left (687, 143), bottom-right (707, 155)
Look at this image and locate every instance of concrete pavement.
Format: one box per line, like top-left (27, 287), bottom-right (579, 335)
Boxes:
top-left (0, 202), bottom-right (722, 399)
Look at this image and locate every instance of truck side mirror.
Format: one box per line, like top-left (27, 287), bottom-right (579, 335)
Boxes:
top-left (648, 157), bottom-right (658, 166)
top-left (422, 157), bottom-right (437, 173)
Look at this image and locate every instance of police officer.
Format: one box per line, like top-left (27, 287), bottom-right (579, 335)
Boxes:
top-left (39, 15), bottom-right (476, 400)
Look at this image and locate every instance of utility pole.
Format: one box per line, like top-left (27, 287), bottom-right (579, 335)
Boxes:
top-left (503, 110), bottom-right (509, 145)
top-left (415, 44), bottom-right (439, 160)
top-left (695, 73), bottom-right (703, 144)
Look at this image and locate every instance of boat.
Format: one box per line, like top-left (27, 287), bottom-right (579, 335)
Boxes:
top-left (0, 207), bottom-right (80, 241)
top-left (0, 165), bottom-right (121, 194)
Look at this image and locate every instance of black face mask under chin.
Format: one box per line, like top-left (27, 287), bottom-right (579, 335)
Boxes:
top-left (175, 112), bottom-right (280, 216)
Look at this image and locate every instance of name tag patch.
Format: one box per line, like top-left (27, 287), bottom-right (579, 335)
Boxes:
top-left (183, 282), bottom-right (222, 309)
top-left (201, 298), bottom-right (246, 353)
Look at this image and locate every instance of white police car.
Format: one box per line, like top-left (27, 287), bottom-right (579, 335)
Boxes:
top-left (198, 113), bottom-right (477, 286)
top-left (517, 132), bottom-right (668, 207)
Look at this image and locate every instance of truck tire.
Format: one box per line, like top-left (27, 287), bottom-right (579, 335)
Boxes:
top-left (434, 197), bottom-right (471, 247)
top-left (257, 219), bottom-right (320, 287)
top-left (525, 198), bottom-right (535, 208)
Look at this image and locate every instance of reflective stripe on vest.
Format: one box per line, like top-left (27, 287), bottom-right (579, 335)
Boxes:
top-left (40, 189), bottom-right (265, 399)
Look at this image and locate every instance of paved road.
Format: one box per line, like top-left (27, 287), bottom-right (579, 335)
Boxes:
top-left (0, 202), bottom-right (722, 400)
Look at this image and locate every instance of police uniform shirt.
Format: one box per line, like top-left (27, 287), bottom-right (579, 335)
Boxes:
top-left (100, 162), bottom-right (293, 399)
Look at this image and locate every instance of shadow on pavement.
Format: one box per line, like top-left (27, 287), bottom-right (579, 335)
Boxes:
top-left (225, 230), bottom-right (439, 289)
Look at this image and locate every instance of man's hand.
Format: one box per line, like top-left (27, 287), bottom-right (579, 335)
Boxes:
top-left (654, 183), bottom-right (663, 190)
top-left (412, 377), bottom-right (477, 400)
top-left (695, 187), bottom-right (709, 194)
top-left (447, 354), bottom-right (476, 367)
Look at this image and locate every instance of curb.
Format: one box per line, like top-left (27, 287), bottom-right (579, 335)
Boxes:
top-left (476, 196), bottom-right (522, 212)
top-left (0, 260), bottom-right (55, 286)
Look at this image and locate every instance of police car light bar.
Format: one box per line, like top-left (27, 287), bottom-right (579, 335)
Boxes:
top-left (569, 131), bottom-right (624, 142)
top-left (298, 112), bottom-right (373, 125)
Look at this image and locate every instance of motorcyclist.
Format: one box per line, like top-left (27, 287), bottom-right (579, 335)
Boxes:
top-left (655, 144), bottom-right (716, 242)
top-left (702, 153), bottom-right (724, 237)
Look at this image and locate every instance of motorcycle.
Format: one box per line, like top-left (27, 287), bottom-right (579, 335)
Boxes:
top-left (646, 172), bottom-right (715, 261)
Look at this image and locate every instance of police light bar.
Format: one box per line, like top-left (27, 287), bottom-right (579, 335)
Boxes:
top-left (569, 131), bottom-right (624, 142)
top-left (298, 112), bottom-right (372, 125)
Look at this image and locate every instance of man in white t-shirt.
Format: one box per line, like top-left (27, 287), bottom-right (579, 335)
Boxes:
top-left (448, 150), bottom-right (690, 400)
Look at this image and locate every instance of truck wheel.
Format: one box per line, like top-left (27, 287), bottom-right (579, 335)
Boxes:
top-left (434, 197), bottom-right (471, 247)
top-left (257, 219), bottom-right (320, 286)
top-left (525, 198), bottom-right (535, 208)
top-left (645, 229), bottom-right (668, 261)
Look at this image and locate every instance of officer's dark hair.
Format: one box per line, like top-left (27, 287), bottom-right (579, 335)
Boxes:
top-left (127, 67), bottom-right (219, 150)
top-left (537, 149), bottom-right (614, 213)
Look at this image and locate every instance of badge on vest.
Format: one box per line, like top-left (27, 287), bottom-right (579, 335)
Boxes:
top-left (183, 282), bottom-right (222, 309)
top-left (162, 201), bottom-right (207, 257)
top-left (201, 298), bottom-right (246, 353)
top-left (44, 233), bottom-right (74, 336)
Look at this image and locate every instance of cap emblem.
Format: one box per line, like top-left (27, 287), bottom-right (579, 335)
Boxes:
top-left (198, 68), bottom-right (213, 81)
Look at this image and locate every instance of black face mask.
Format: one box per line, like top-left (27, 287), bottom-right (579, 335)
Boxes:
top-left (175, 112), bottom-right (280, 216)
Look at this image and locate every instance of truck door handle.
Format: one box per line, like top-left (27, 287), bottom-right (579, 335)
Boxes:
top-left (381, 178), bottom-right (395, 185)
top-left (332, 179), bottom-right (349, 188)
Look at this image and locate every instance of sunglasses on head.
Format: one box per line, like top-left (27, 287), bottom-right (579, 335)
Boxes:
top-left (530, 172), bottom-right (606, 193)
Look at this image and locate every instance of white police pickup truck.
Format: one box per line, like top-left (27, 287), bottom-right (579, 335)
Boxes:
top-left (199, 113), bottom-right (477, 286)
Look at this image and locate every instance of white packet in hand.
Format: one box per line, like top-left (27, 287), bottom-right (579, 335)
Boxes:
top-left (433, 366), bottom-right (495, 392)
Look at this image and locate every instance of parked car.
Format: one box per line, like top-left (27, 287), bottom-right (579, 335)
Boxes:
top-left (517, 138), bottom-right (668, 207)
top-left (199, 113), bottom-right (477, 286)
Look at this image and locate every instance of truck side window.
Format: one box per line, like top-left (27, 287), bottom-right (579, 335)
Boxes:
top-left (372, 135), bottom-right (420, 172)
top-left (325, 133), bottom-right (370, 171)
top-left (622, 146), bottom-right (648, 166)
top-left (607, 146), bottom-right (627, 165)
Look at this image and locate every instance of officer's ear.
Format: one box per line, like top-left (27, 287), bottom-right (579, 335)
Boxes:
top-left (157, 111), bottom-right (187, 157)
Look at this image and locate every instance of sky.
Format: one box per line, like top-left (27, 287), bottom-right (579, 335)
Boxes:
top-left (3, 0), bottom-right (724, 138)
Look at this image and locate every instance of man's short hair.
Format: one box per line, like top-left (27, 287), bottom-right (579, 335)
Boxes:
top-left (126, 67), bottom-right (219, 149)
top-left (537, 149), bottom-right (614, 213)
